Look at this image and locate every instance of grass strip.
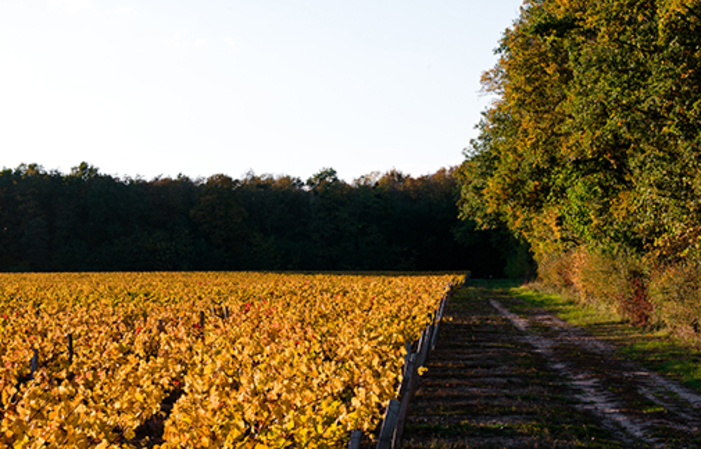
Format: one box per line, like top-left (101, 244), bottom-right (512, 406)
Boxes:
top-left (509, 283), bottom-right (701, 391)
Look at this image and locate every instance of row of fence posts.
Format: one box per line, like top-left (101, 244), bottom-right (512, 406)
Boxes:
top-left (18, 305), bottom-right (241, 442)
top-left (349, 283), bottom-right (453, 449)
top-left (24, 282), bottom-right (459, 447)
top-left (26, 306), bottom-right (233, 381)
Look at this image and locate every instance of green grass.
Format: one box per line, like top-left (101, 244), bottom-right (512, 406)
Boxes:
top-left (464, 278), bottom-right (523, 290)
top-left (405, 280), bottom-right (643, 448)
top-left (508, 283), bottom-right (701, 392)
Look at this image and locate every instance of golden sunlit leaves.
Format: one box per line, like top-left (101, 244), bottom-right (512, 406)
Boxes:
top-left (0, 272), bottom-right (461, 448)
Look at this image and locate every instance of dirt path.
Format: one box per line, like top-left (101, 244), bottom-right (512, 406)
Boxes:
top-left (400, 282), bottom-right (701, 448)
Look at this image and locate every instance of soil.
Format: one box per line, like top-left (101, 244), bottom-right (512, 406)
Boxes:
top-left (400, 282), bottom-right (701, 448)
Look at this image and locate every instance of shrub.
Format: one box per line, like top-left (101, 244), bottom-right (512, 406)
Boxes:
top-left (536, 249), bottom-right (577, 293)
top-left (536, 247), bottom-right (653, 325)
top-left (648, 262), bottom-right (701, 344)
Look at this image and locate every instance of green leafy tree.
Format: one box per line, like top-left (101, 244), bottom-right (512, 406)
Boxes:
top-left (190, 174), bottom-right (248, 268)
top-left (458, 0), bottom-right (701, 269)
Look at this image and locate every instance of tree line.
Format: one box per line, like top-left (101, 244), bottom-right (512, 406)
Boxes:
top-left (0, 162), bottom-right (521, 276)
top-left (457, 0), bottom-right (701, 331)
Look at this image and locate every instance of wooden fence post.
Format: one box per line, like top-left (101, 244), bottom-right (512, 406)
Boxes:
top-left (401, 341), bottom-right (412, 387)
top-left (367, 281), bottom-right (455, 449)
top-left (67, 333), bottom-right (74, 365)
top-left (349, 430), bottom-right (362, 449)
top-left (397, 353), bottom-right (415, 400)
top-left (416, 326), bottom-right (431, 372)
top-left (376, 399), bottom-right (400, 449)
top-left (415, 329), bottom-right (425, 361)
top-left (431, 295), bottom-right (449, 352)
top-left (392, 353), bottom-right (417, 449)
top-left (30, 349), bottom-right (38, 380)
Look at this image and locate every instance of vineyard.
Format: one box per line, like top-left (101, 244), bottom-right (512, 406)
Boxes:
top-left (0, 272), bottom-right (462, 448)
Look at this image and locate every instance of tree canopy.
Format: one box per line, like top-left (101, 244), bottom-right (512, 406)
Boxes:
top-left (458, 0), bottom-right (701, 266)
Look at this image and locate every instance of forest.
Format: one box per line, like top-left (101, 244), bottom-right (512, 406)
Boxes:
top-left (0, 162), bottom-right (525, 277)
top-left (457, 0), bottom-right (701, 337)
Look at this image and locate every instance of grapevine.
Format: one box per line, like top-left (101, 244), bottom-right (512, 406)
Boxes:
top-left (0, 272), bottom-right (462, 448)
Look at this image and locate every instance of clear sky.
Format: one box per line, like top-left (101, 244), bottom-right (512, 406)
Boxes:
top-left (0, 0), bottom-right (523, 182)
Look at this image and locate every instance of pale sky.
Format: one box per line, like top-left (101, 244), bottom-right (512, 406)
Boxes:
top-left (0, 0), bottom-right (522, 182)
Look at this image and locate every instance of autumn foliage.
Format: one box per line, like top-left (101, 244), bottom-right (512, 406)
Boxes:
top-left (457, 0), bottom-right (701, 336)
top-left (0, 272), bottom-right (462, 448)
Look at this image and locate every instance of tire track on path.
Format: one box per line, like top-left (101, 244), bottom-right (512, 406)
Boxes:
top-left (401, 282), bottom-right (701, 448)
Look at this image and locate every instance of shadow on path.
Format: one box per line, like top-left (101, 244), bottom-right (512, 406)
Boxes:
top-left (401, 280), bottom-right (701, 448)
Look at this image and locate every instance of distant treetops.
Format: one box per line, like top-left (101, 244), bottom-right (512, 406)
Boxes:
top-left (0, 163), bottom-right (517, 276)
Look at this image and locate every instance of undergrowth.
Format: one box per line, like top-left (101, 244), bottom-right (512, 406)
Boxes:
top-left (512, 284), bottom-right (701, 392)
top-left (535, 248), bottom-right (701, 346)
